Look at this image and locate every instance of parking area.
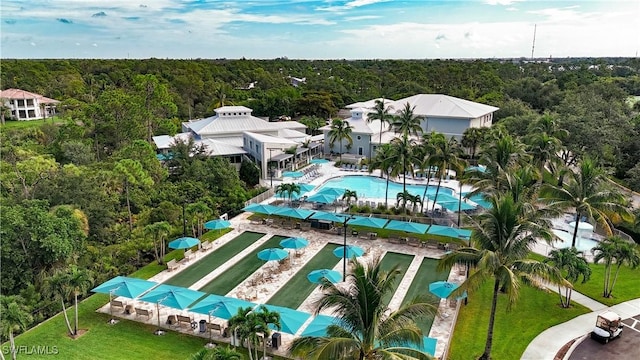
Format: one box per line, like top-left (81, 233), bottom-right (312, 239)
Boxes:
top-left (569, 314), bottom-right (640, 360)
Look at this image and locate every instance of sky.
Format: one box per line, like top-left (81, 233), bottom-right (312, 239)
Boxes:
top-left (1, 0), bottom-right (638, 59)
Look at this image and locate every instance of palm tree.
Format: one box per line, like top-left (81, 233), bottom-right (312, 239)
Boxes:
top-left (299, 116), bottom-right (326, 136)
top-left (470, 129), bottom-right (529, 191)
top-left (254, 306), bottom-right (281, 360)
top-left (144, 221), bottom-right (172, 265)
top-left (366, 99), bottom-right (394, 154)
top-left (544, 247), bottom-right (591, 308)
top-left (275, 183), bottom-right (301, 205)
top-left (397, 191), bottom-right (422, 214)
top-left (391, 102), bottom-right (423, 139)
top-left (0, 296), bottom-right (33, 360)
top-left (369, 144), bottom-right (396, 208)
top-left (289, 256), bottom-right (436, 360)
top-left (438, 194), bottom-right (567, 360)
top-left (228, 307), bottom-right (270, 360)
top-left (541, 157), bottom-right (631, 248)
top-left (342, 189), bottom-right (358, 211)
top-left (66, 266), bottom-right (93, 336)
top-left (210, 346), bottom-right (243, 360)
top-left (525, 132), bottom-right (562, 184)
top-left (328, 119), bottom-right (353, 163)
top-left (429, 136), bottom-right (466, 213)
top-left (187, 201), bottom-right (212, 238)
top-left (461, 127), bottom-right (487, 163)
top-left (389, 137), bottom-right (419, 213)
top-left (592, 236), bottom-right (640, 298)
top-left (45, 270), bottom-right (74, 336)
top-left (417, 132), bottom-right (441, 213)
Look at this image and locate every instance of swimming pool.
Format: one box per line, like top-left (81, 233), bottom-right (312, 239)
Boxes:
top-left (551, 229), bottom-right (600, 252)
top-left (317, 175), bottom-right (455, 201)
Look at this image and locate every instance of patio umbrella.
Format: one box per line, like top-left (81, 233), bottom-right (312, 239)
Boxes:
top-left (242, 203), bottom-right (280, 215)
top-left (428, 281), bottom-right (467, 299)
top-left (280, 237), bottom-right (309, 250)
top-left (189, 294), bottom-right (257, 346)
top-left (440, 201), bottom-right (476, 212)
top-left (257, 248), bottom-right (289, 262)
top-left (317, 187), bottom-right (345, 197)
top-left (91, 276), bottom-right (158, 320)
top-left (204, 219), bottom-right (231, 231)
top-left (427, 225), bottom-right (471, 240)
top-left (282, 171), bottom-right (304, 178)
top-left (274, 207), bottom-right (314, 220)
top-left (298, 184), bottom-right (316, 193)
top-left (333, 245), bottom-right (364, 259)
top-left (384, 220), bottom-right (428, 234)
top-left (261, 304), bottom-right (311, 335)
top-left (310, 159), bottom-right (329, 164)
top-left (300, 315), bottom-right (339, 337)
top-left (168, 237), bottom-right (200, 250)
top-left (347, 216), bottom-right (388, 229)
top-left (139, 284), bottom-right (206, 334)
top-left (307, 269), bottom-right (342, 284)
top-left (306, 193), bottom-right (338, 204)
top-left (309, 211), bottom-right (345, 222)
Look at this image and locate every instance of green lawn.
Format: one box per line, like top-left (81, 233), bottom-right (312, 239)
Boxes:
top-left (164, 231), bottom-right (265, 287)
top-left (1, 117), bottom-right (63, 129)
top-left (400, 258), bottom-right (450, 334)
top-left (572, 262), bottom-right (640, 306)
top-left (378, 252), bottom-right (414, 306)
top-left (448, 282), bottom-right (590, 360)
top-left (267, 244), bottom-right (341, 309)
top-left (198, 235), bottom-right (287, 295)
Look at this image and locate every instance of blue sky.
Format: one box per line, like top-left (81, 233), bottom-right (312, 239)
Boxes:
top-left (1, 0), bottom-right (638, 59)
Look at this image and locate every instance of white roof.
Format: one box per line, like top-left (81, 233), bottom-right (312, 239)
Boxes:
top-left (244, 131), bottom-right (299, 145)
top-left (320, 117), bottom-right (377, 135)
top-left (152, 133), bottom-right (192, 149)
top-left (184, 114), bottom-right (305, 136)
top-left (390, 94), bottom-right (498, 118)
top-left (201, 139), bottom-right (246, 156)
top-left (214, 105), bottom-right (253, 113)
top-left (277, 128), bottom-right (310, 140)
top-left (346, 98), bottom-right (394, 109)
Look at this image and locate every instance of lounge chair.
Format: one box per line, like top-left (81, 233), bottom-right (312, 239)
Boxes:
top-left (176, 314), bottom-right (194, 328)
top-left (134, 307), bottom-right (153, 319)
top-left (200, 241), bottom-right (212, 252)
top-left (183, 249), bottom-right (195, 262)
top-left (167, 259), bottom-right (180, 271)
top-left (208, 323), bottom-right (224, 336)
top-left (110, 300), bottom-right (125, 312)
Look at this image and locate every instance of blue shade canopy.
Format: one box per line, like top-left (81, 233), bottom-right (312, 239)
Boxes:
top-left (333, 245), bottom-right (364, 259)
top-left (298, 184), bottom-right (316, 192)
top-left (261, 304), bottom-right (311, 335)
top-left (188, 294), bottom-right (256, 320)
top-left (274, 207), bottom-right (314, 220)
top-left (440, 201), bottom-right (476, 212)
top-left (310, 159), bottom-right (329, 164)
top-left (427, 225), bottom-right (472, 240)
top-left (139, 285), bottom-right (205, 310)
top-left (168, 237), bottom-right (200, 249)
top-left (346, 216), bottom-right (388, 229)
top-left (309, 211), bottom-right (346, 222)
top-left (466, 194), bottom-right (491, 209)
top-left (307, 269), bottom-right (342, 284)
top-left (317, 187), bottom-right (345, 197)
top-left (257, 248), bottom-right (289, 261)
top-left (242, 203), bottom-right (280, 215)
top-left (91, 276), bottom-right (158, 299)
top-left (306, 193), bottom-right (338, 204)
top-left (204, 219), bottom-right (231, 230)
top-left (300, 315), bottom-right (340, 337)
top-left (282, 171), bottom-right (304, 178)
top-left (280, 237), bottom-right (309, 250)
top-left (384, 220), bottom-right (428, 234)
top-left (428, 281), bottom-right (467, 300)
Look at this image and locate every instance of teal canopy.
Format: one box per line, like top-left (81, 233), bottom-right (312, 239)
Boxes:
top-left (274, 207), bottom-right (314, 220)
top-left (261, 304), bottom-right (311, 334)
top-left (385, 220), bottom-right (428, 234)
top-left (306, 193), bottom-right (338, 204)
top-left (189, 294), bottom-right (256, 320)
top-left (168, 237), bottom-right (200, 249)
top-left (333, 245), bottom-right (364, 259)
top-left (204, 219), bottom-right (231, 230)
top-left (309, 211), bottom-right (346, 223)
top-left (300, 315), bottom-right (340, 337)
top-left (280, 237), bottom-right (309, 250)
top-left (257, 248), bottom-right (289, 262)
top-left (347, 216), bottom-right (388, 229)
top-left (91, 276), bottom-right (158, 299)
top-left (243, 203), bottom-right (280, 215)
top-left (307, 269), bottom-right (342, 284)
top-left (139, 285), bottom-right (205, 310)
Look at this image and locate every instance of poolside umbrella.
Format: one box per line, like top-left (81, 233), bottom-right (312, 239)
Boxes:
top-left (204, 219), bottom-right (231, 231)
top-left (299, 184), bottom-right (316, 193)
top-left (310, 159), bottom-right (329, 164)
top-left (257, 248), bottom-right (289, 262)
top-left (301, 315), bottom-right (339, 337)
top-left (310, 211), bottom-right (345, 223)
top-left (306, 193), bottom-right (338, 204)
top-left (384, 220), bottom-right (428, 234)
top-left (189, 294), bottom-right (257, 346)
top-left (168, 237), bottom-right (200, 250)
top-left (261, 304), bottom-right (311, 335)
top-left (440, 201), bottom-right (476, 212)
top-left (317, 187), bottom-right (345, 197)
top-left (282, 171), bottom-right (304, 178)
top-left (347, 216), bottom-right (388, 229)
top-left (428, 281), bottom-right (467, 300)
top-left (274, 207), bottom-right (314, 220)
top-left (307, 269), bottom-right (342, 284)
top-left (333, 245), bottom-right (364, 259)
top-left (427, 225), bottom-right (471, 240)
top-left (242, 203), bottom-right (279, 215)
top-left (280, 237), bottom-right (309, 250)
top-left (91, 276), bottom-right (158, 320)
top-left (139, 284), bottom-right (206, 334)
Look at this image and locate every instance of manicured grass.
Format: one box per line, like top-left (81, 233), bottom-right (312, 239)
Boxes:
top-left (198, 235), bottom-right (287, 295)
top-left (349, 224), bottom-right (467, 246)
top-left (571, 262), bottom-right (640, 306)
top-left (378, 252), bottom-right (414, 305)
top-left (448, 282), bottom-right (590, 360)
top-left (400, 258), bottom-right (450, 334)
top-left (267, 243), bottom-right (341, 309)
top-left (1, 117), bottom-right (63, 129)
top-left (164, 231), bottom-right (265, 287)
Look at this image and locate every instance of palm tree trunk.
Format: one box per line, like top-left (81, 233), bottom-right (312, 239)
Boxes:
top-left (125, 182), bottom-right (133, 231)
top-left (432, 178), bottom-right (443, 213)
top-left (153, 237), bottom-right (161, 264)
top-left (571, 215), bottom-right (580, 248)
top-left (480, 279), bottom-right (501, 360)
top-left (74, 292), bottom-right (79, 335)
top-left (420, 168), bottom-right (433, 213)
top-left (402, 158), bottom-right (407, 214)
top-left (60, 299), bottom-right (74, 336)
top-left (607, 264), bottom-right (624, 298)
top-left (8, 331), bottom-right (14, 360)
top-left (566, 288), bottom-right (572, 307)
top-left (557, 285), bottom-right (565, 307)
top-left (385, 174), bottom-right (390, 208)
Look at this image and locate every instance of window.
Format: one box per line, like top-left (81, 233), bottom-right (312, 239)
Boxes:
top-left (17, 99), bottom-right (25, 107)
top-left (256, 144), bottom-right (259, 153)
top-left (18, 110), bottom-right (26, 118)
top-left (358, 147), bottom-right (363, 155)
top-left (26, 99), bottom-right (34, 106)
top-left (356, 135), bottom-right (361, 140)
top-left (28, 110), bottom-right (35, 117)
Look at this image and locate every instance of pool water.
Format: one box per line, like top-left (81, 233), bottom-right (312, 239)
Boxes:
top-left (318, 175), bottom-right (454, 201)
top-left (551, 229), bottom-right (600, 252)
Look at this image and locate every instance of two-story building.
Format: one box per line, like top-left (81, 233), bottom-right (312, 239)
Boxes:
top-left (0, 88), bottom-right (59, 120)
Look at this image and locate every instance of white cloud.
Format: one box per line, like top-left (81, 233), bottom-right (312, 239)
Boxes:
top-left (484, 0), bottom-right (524, 5)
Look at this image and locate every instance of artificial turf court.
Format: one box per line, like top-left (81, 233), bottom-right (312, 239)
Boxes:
top-left (267, 243), bottom-right (341, 309)
top-left (198, 235), bottom-right (287, 295)
top-left (401, 258), bottom-right (450, 333)
top-left (163, 231), bottom-right (265, 287)
top-left (378, 252), bottom-right (415, 306)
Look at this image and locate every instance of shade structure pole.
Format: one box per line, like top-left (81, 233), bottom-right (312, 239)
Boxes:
top-left (155, 301), bottom-right (161, 335)
top-left (343, 217), bottom-right (348, 282)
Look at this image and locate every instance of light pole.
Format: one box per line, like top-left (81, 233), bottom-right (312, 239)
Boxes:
top-left (342, 215), bottom-right (355, 282)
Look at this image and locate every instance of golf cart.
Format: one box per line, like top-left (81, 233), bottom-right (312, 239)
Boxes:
top-left (590, 311), bottom-right (623, 343)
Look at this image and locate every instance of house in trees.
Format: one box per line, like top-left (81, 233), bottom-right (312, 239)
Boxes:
top-left (0, 88), bottom-right (60, 120)
top-left (153, 106), bottom-right (322, 177)
top-left (322, 94), bottom-right (498, 160)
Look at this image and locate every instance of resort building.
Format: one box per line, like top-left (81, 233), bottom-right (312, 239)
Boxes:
top-left (0, 88), bottom-right (60, 120)
top-left (322, 94), bottom-right (498, 160)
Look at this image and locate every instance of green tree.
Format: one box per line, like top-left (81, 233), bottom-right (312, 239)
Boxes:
top-left (187, 201), bottom-right (212, 238)
top-left (0, 296), bottom-right (33, 360)
top-left (254, 306), bottom-right (281, 360)
top-left (290, 256), bottom-right (435, 359)
top-left (114, 159), bottom-right (154, 230)
top-left (228, 307), bottom-right (269, 360)
top-left (239, 160), bottom-right (260, 187)
top-left (429, 136), bottom-right (466, 213)
top-left (144, 221), bottom-right (172, 265)
top-left (299, 116), bottom-right (326, 136)
top-left (133, 74), bottom-right (177, 142)
top-left (461, 127), bottom-right (488, 163)
top-left (544, 247), bottom-right (591, 308)
top-left (366, 99), bottom-right (394, 153)
top-left (275, 183), bottom-right (301, 205)
top-left (328, 119), bottom-right (353, 163)
top-left (591, 236), bottom-right (640, 298)
top-left (66, 265), bottom-right (94, 336)
top-left (210, 346), bottom-right (243, 360)
top-left (341, 189), bottom-right (358, 211)
top-left (368, 143), bottom-right (396, 208)
top-left (438, 195), bottom-right (567, 360)
top-left (45, 270), bottom-right (74, 336)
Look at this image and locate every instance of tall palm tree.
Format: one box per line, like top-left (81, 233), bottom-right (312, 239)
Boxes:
top-left (342, 189), bottom-right (358, 211)
top-left (592, 236), bottom-right (640, 298)
top-left (254, 306), bottom-right (281, 360)
top-left (45, 270), bottom-right (74, 336)
top-left (438, 195), bottom-right (567, 360)
top-left (544, 247), bottom-right (591, 308)
top-left (144, 221), bottom-right (172, 265)
top-left (366, 99), bottom-right (394, 154)
top-left (391, 103), bottom-right (423, 139)
top-left (328, 119), bottom-right (353, 163)
top-left (67, 266), bottom-right (93, 336)
top-left (0, 296), bottom-right (33, 360)
top-left (187, 201), bottom-right (212, 238)
top-left (525, 132), bottom-right (562, 184)
top-left (461, 127), bottom-right (487, 163)
top-left (276, 183), bottom-right (301, 205)
top-left (541, 157), bottom-right (631, 248)
top-left (417, 132), bottom-right (441, 213)
top-left (429, 136), bottom-right (466, 213)
top-left (389, 103), bottom-right (423, 206)
top-left (470, 129), bottom-right (529, 192)
top-left (289, 256), bottom-right (435, 360)
top-left (389, 137), bottom-right (419, 213)
top-left (228, 306), bottom-right (267, 360)
top-left (369, 144), bottom-right (397, 208)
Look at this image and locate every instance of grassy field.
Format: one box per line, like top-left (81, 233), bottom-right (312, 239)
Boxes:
top-left (448, 282), bottom-right (590, 360)
top-left (198, 235), bottom-right (287, 295)
top-left (400, 258), bottom-right (450, 334)
top-left (164, 231), bottom-right (265, 287)
top-left (571, 262), bottom-right (640, 306)
top-left (267, 244), bottom-right (341, 309)
top-left (378, 252), bottom-right (414, 305)
top-left (1, 117), bottom-right (63, 129)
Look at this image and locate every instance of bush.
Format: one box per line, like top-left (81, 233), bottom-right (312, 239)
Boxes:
top-left (239, 161), bottom-right (260, 187)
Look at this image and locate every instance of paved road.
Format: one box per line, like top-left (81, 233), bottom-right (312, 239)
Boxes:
top-left (569, 314), bottom-right (640, 360)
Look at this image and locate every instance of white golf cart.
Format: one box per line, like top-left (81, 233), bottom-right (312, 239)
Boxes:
top-left (590, 311), bottom-right (623, 343)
